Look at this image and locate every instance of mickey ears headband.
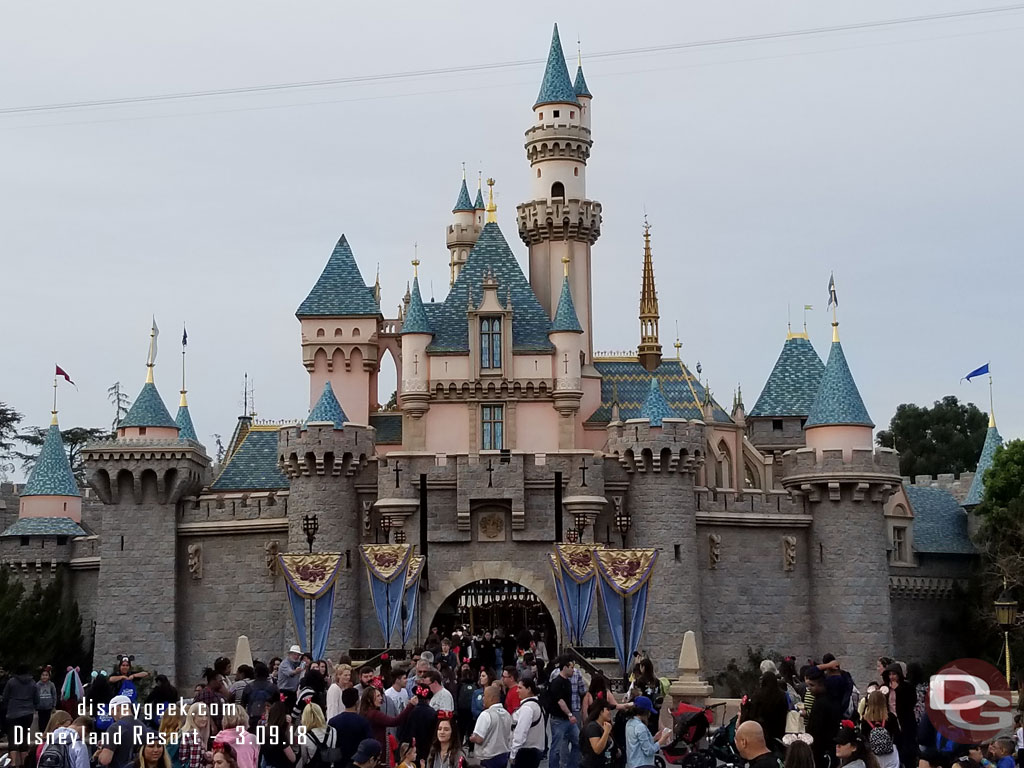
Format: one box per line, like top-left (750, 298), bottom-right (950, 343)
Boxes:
top-left (783, 734), bottom-right (814, 746)
top-left (117, 655), bottom-right (135, 663)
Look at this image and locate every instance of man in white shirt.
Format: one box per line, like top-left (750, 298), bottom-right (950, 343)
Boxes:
top-left (510, 678), bottom-right (545, 768)
top-left (471, 684), bottom-right (512, 768)
top-left (383, 668), bottom-right (410, 747)
top-left (48, 718), bottom-right (93, 768)
top-left (425, 669), bottom-right (454, 711)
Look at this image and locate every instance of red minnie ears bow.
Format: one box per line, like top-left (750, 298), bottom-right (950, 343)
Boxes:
top-left (840, 720), bottom-right (855, 730)
top-left (437, 710), bottom-right (455, 721)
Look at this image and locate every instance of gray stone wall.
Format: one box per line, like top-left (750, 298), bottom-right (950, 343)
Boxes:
top-left (70, 568), bottom-right (99, 649)
top-left (889, 555), bottom-right (973, 667)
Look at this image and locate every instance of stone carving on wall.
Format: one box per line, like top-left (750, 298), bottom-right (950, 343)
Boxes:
top-left (708, 534), bottom-right (721, 569)
top-left (362, 501), bottom-right (373, 535)
top-left (479, 513), bottom-right (506, 542)
top-left (265, 540), bottom-right (280, 576)
top-left (783, 536), bottom-right (797, 572)
top-left (187, 543), bottom-right (202, 580)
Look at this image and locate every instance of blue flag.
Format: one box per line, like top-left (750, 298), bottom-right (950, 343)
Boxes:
top-left (962, 363), bottom-right (989, 382)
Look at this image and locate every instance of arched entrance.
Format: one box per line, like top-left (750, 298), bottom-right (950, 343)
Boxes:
top-left (423, 561), bottom-right (560, 650)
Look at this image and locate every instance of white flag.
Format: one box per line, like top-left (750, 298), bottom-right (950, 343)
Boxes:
top-left (148, 316), bottom-right (160, 366)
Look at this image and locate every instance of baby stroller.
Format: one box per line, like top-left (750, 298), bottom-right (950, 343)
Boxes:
top-left (655, 701), bottom-right (735, 768)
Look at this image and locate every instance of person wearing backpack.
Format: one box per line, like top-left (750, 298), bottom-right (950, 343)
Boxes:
top-left (510, 678), bottom-right (545, 768)
top-left (241, 663), bottom-right (278, 733)
top-left (297, 704), bottom-right (340, 768)
top-left (470, 685), bottom-right (511, 768)
top-left (40, 716), bottom-right (94, 768)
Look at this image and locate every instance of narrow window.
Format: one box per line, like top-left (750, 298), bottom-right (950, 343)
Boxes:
top-left (570, 111), bottom-right (575, 119)
top-left (537, 168), bottom-right (541, 178)
top-left (574, 167), bottom-right (579, 177)
top-left (553, 109), bottom-right (560, 118)
top-left (551, 181), bottom-right (565, 199)
top-left (892, 526), bottom-right (907, 562)
top-left (57, 536), bottom-right (68, 546)
top-left (482, 404), bottom-right (505, 450)
top-left (480, 317), bottom-right (502, 369)
top-left (538, 112), bottom-right (543, 120)
top-left (19, 536), bottom-right (29, 546)
top-left (139, 427), bottom-right (147, 436)
top-left (772, 419), bottom-right (783, 432)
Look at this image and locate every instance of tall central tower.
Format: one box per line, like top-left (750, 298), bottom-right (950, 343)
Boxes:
top-left (517, 25), bottom-right (602, 362)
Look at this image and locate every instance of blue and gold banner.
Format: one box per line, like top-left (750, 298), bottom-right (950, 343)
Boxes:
top-left (548, 553), bottom-right (572, 644)
top-left (554, 544), bottom-right (600, 646)
top-left (360, 545), bottom-right (413, 646)
top-left (278, 553), bottom-right (345, 655)
top-left (593, 548), bottom-right (658, 673)
top-left (402, 555), bottom-right (425, 645)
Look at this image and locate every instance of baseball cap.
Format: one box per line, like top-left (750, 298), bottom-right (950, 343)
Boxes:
top-left (109, 695), bottom-right (132, 712)
top-left (352, 739), bottom-right (382, 764)
top-left (288, 645), bottom-right (302, 655)
top-left (835, 725), bottom-right (858, 746)
top-left (633, 696), bottom-right (656, 714)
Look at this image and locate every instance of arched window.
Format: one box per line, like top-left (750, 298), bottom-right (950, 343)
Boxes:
top-left (352, 328), bottom-right (361, 337)
top-left (334, 328), bottom-right (343, 337)
top-left (551, 181), bottom-right (565, 199)
top-left (316, 328), bottom-right (325, 338)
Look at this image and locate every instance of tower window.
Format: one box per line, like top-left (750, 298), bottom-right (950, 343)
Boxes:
top-left (892, 526), bottom-right (907, 562)
top-left (334, 328), bottom-right (343, 337)
top-left (553, 110), bottom-right (560, 118)
top-left (537, 168), bottom-right (541, 178)
top-left (316, 328), bottom-right (325, 337)
top-left (574, 167), bottom-right (579, 177)
top-left (482, 404), bottom-right (504, 450)
top-left (57, 536), bottom-right (68, 546)
top-left (538, 112), bottom-right (543, 120)
top-left (19, 536), bottom-right (29, 546)
top-left (772, 419), bottom-right (783, 432)
top-left (551, 182), bottom-right (565, 199)
top-left (570, 111), bottom-right (575, 119)
top-left (480, 317), bottom-right (502, 369)
top-left (139, 427), bottom-right (147, 436)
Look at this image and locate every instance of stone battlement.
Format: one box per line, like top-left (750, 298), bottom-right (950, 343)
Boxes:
top-left (517, 198), bottom-right (602, 246)
top-left (278, 422), bottom-right (375, 478)
top-left (694, 487), bottom-right (806, 520)
top-left (782, 446), bottom-right (900, 480)
top-left (607, 418), bottom-right (705, 474)
top-left (902, 472), bottom-right (975, 504)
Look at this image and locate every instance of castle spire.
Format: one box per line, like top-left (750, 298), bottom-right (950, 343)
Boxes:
top-left (534, 24), bottom-right (579, 108)
top-left (551, 256), bottom-right (583, 334)
top-left (474, 171), bottom-right (485, 210)
top-left (573, 38), bottom-right (592, 98)
top-left (485, 178), bottom-right (497, 223)
top-left (637, 217), bottom-right (662, 372)
top-left (453, 175), bottom-right (474, 213)
top-left (175, 326), bottom-right (198, 442)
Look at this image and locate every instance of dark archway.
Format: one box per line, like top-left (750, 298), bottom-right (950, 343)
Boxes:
top-left (430, 579), bottom-right (557, 653)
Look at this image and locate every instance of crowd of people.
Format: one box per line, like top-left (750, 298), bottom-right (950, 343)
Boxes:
top-left (2, 642), bottom-right (1022, 768)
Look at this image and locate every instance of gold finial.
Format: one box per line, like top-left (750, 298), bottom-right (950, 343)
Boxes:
top-left (51, 376), bottom-right (58, 425)
top-left (412, 258), bottom-right (420, 277)
top-left (486, 177), bottom-right (497, 223)
top-left (562, 255), bottom-right (570, 277)
top-left (462, 161), bottom-right (466, 180)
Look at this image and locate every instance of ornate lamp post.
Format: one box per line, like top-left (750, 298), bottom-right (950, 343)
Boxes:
top-left (573, 513), bottom-right (588, 543)
top-left (302, 514), bottom-right (319, 554)
top-left (380, 515), bottom-right (394, 544)
top-left (565, 528), bottom-right (579, 544)
top-left (615, 507), bottom-right (632, 548)
top-left (995, 581), bottom-right (1018, 686)
top-left (394, 527), bottom-right (407, 545)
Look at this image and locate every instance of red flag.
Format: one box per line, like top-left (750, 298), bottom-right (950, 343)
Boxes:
top-left (55, 365), bottom-right (76, 387)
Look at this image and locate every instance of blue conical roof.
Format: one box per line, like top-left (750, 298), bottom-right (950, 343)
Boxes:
top-left (574, 66), bottom-right (591, 98)
top-left (805, 340), bottom-right (873, 428)
top-left (534, 25), bottom-right (580, 108)
top-left (641, 378), bottom-right (675, 427)
top-left (401, 276), bottom-right (433, 335)
top-left (306, 381), bottom-right (347, 429)
top-left (176, 404), bottom-right (198, 442)
top-left (965, 424), bottom-right (1003, 506)
top-left (296, 235), bottom-right (380, 317)
top-left (22, 422), bottom-right (80, 497)
top-left (750, 335), bottom-right (825, 418)
top-left (120, 381), bottom-right (178, 429)
top-left (474, 186), bottom-right (485, 210)
top-left (453, 179), bottom-right (474, 213)
top-left (551, 274), bottom-right (583, 333)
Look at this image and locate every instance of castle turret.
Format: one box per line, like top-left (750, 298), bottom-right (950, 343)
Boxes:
top-left (18, 408), bottom-right (82, 522)
top-left (518, 24), bottom-right (601, 362)
top-left (400, 262), bottom-right (433, 450)
top-left (549, 257), bottom-right (584, 448)
top-left (573, 49), bottom-right (592, 131)
top-left (84, 332), bottom-right (210, 682)
top-left (278, 385), bottom-right (374, 653)
top-left (175, 330), bottom-right (199, 443)
top-left (446, 171), bottom-right (482, 285)
top-left (297, 234), bottom-right (382, 424)
top-left (637, 220), bottom-right (662, 372)
top-left (965, 385), bottom-right (1002, 508)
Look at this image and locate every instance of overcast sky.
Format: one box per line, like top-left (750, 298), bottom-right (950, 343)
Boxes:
top-left (3, 1), bottom-right (1021, 476)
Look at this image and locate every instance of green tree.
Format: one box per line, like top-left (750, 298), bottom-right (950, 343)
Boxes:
top-left (0, 402), bottom-right (24, 479)
top-left (107, 382), bottom-right (131, 434)
top-left (0, 566), bottom-right (90, 673)
top-left (877, 395), bottom-right (988, 477)
top-left (382, 389), bottom-right (398, 411)
top-left (15, 426), bottom-right (108, 484)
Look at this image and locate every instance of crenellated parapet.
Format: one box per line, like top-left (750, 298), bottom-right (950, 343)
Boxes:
top-left (606, 418), bottom-right (705, 474)
top-left (517, 198), bottom-right (602, 246)
top-left (781, 446), bottom-right (900, 502)
top-left (277, 423), bottom-right (375, 479)
top-left (83, 438), bottom-right (210, 505)
top-left (524, 123), bottom-right (593, 165)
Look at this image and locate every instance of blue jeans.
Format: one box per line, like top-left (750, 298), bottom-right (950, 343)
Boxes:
top-left (550, 717), bottom-right (580, 768)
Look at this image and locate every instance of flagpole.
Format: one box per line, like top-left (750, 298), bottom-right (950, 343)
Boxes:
top-left (147, 322), bottom-right (156, 384)
top-left (52, 376), bottom-right (58, 425)
top-left (181, 328), bottom-right (188, 408)
top-left (989, 371), bottom-right (995, 427)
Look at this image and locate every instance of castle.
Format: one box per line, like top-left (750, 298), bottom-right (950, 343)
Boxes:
top-left (1, 25), bottom-right (993, 687)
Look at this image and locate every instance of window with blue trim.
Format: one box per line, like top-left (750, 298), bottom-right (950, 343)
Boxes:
top-left (480, 317), bottom-right (502, 369)
top-left (482, 404), bottom-right (504, 450)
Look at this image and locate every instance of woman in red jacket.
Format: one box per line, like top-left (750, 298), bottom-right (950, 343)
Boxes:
top-left (357, 685), bottom-right (415, 760)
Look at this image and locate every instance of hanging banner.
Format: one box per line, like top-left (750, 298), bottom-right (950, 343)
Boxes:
top-left (360, 544), bottom-right (413, 647)
top-left (555, 543), bottom-right (601, 646)
top-left (548, 553), bottom-right (572, 645)
top-left (593, 548), bottom-right (658, 673)
top-left (278, 553), bottom-right (344, 653)
top-left (402, 555), bottom-right (425, 645)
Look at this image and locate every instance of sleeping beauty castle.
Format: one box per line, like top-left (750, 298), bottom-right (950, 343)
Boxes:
top-left (0, 25), bottom-right (993, 687)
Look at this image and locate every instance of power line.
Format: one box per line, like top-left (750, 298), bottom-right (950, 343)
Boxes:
top-left (2, 3), bottom-right (1023, 116)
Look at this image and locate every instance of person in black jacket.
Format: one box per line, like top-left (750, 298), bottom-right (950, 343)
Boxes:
top-left (803, 668), bottom-right (840, 768)
top-left (398, 685), bottom-right (438, 764)
top-left (742, 672), bottom-right (789, 751)
top-left (885, 664), bottom-right (918, 766)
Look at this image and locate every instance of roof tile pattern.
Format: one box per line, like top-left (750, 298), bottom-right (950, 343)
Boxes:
top-left (587, 359), bottom-right (732, 423)
top-left (574, 66), bottom-right (592, 98)
top-left (965, 424), bottom-right (1003, 506)
top-left (427, 222), bottom-right (553, 353)
top-left (209, 427), bottom-right (288, 492)
top-left (306, 382), bottom-right (347, 429)
top-left (1, 517), bottom-right (86, 537)
top-left (22, 424), bottom-right (80, 497)
top-left (641, 378), bottom-right (675, 427)
top-left (370, 412), bottom-right (402, 444)
top-left (453, 179), bottom-right (474, 213)
top-left (805, 340), bottom-right (873, 428)
top-left (905, 484), bottom-right (976, 554)
top-left (119, 382), bottom-right (178, 429)
top-left (401, 276), bottom-right (432, 335)
top-left (296, 235), bottom-right (380, 317)
top-left (474, 187), bottom-right (485, 210)
top-left (535, 24), bottom-right (580, 108)
top-left (551, 275), bottom-right (583, 333)
top-left (176, 404), bottom-right (198, 442)
top-left (749, 336), bottom-right (825, 418)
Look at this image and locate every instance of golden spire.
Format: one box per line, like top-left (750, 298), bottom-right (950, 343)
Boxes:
top-left (146, 319), bottom-right (158, 384)
top-left (412, 257), bottom-right (420, 277)
top-left (562, 255), bottom-right (570, 277)
top-left (180, 326), bottom-right (188, 408)
top-left (51, 376), bottom-right (58, 425)
top-left (485, 177), bottom-right (497, 223)
top-left (638, 216), bottom-right (662, 372)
